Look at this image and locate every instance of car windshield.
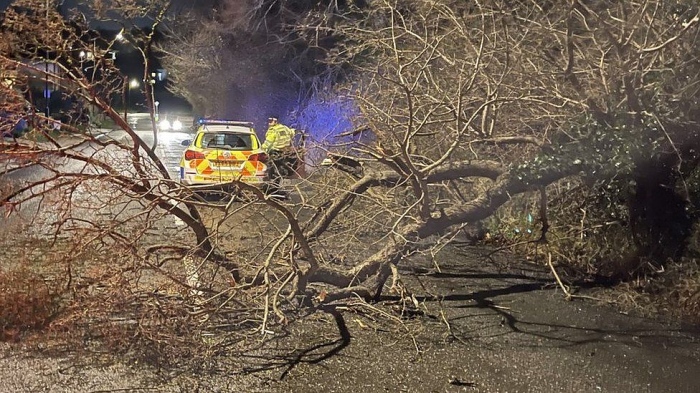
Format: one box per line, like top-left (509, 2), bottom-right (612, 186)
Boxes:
top-left (198, 132), bottom-right (254, 150)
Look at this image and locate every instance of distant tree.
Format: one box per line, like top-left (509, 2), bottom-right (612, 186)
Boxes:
top-left (156, 0), bottom-right (351, 123)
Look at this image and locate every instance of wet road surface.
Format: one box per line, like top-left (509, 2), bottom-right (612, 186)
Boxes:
top-left (96, 112), bottom-right (194, 180)
top-left (0, 113), bottom-right (194, 239)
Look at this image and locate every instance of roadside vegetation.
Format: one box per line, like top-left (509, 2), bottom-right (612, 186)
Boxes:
top-left (1, 0), bottom-right (699, 370)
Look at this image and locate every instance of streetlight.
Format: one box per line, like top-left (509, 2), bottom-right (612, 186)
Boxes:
top-left (79, 50), bottom-right (89, 73)
top-left (79, 50), bottom-right (94, 67)
top-left (149, 72), bottom-right (157, 124)
top-left (149, 70), bottom-right (166, 125)
top-left (123, 78), bottom-right (140, 122)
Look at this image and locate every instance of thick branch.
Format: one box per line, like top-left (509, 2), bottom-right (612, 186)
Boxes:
top-left (309, 166), bottom-right (577, 302)
top-left (307, 160), bottom-right (504, 241)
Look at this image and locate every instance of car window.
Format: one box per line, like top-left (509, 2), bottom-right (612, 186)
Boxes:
top-left (197, 133), bottom-right (253, 150)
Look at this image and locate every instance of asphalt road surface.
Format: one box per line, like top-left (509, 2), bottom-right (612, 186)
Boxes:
top-left (96, 112), bottom-right (195, 180)
top-left (1, 252), bottom-right (699, 393)
top-left (0, 113), bottom-right (193, 238)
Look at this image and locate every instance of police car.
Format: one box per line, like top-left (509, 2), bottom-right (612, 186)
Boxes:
top-left (179, 119), bottom-right (270, 189)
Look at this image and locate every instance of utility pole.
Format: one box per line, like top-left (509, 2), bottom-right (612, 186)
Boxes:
top-left (123, 76), bottom-right (127, 121)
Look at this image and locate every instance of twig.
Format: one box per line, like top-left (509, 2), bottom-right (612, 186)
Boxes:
top-left (350, 296), bottom-right (421, 354)
top-left (260, 226), bottom-right (292, 336)
top-left (547, 252), bottom-right (572, 300)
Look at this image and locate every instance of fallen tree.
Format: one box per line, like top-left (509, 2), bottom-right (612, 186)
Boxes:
top-left (1, 0), bottom-right (699, 366)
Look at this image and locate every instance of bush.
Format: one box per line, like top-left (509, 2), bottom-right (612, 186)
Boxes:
top-left (611, 259), bottom-right (700, 325)
top-left (486, 176), bottom-right (700, 324)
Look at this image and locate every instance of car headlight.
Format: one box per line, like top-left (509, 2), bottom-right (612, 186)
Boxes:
top-left (172, 120), bottom-right (183, 131)
top-left (159, 119), bottom-right (171, 130)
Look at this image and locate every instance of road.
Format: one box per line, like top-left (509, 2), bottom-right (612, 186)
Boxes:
top-left (95, 112), bottom-right (194, 180)
top-left (0, 112), bottom-right (194, 237)
top-left (1, 249), bottom-right (699, 393)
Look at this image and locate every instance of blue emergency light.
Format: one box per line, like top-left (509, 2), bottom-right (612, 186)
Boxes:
top-left (197, 118), bottom-right (253, 127)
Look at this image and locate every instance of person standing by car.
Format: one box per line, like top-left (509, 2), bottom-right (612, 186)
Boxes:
top-left (262, 117), bottom-right (295, 155)
top-left (262, 117), bottom-right (297, 188)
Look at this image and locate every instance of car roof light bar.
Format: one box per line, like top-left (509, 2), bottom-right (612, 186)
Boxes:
top-left (197, 118), bottom-right (254, 127)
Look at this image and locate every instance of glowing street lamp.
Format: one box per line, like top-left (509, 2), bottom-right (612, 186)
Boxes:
top-left (123, 78), bottom-right (140, 121)
top-left (149, 70), bottom-right (167, 125)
